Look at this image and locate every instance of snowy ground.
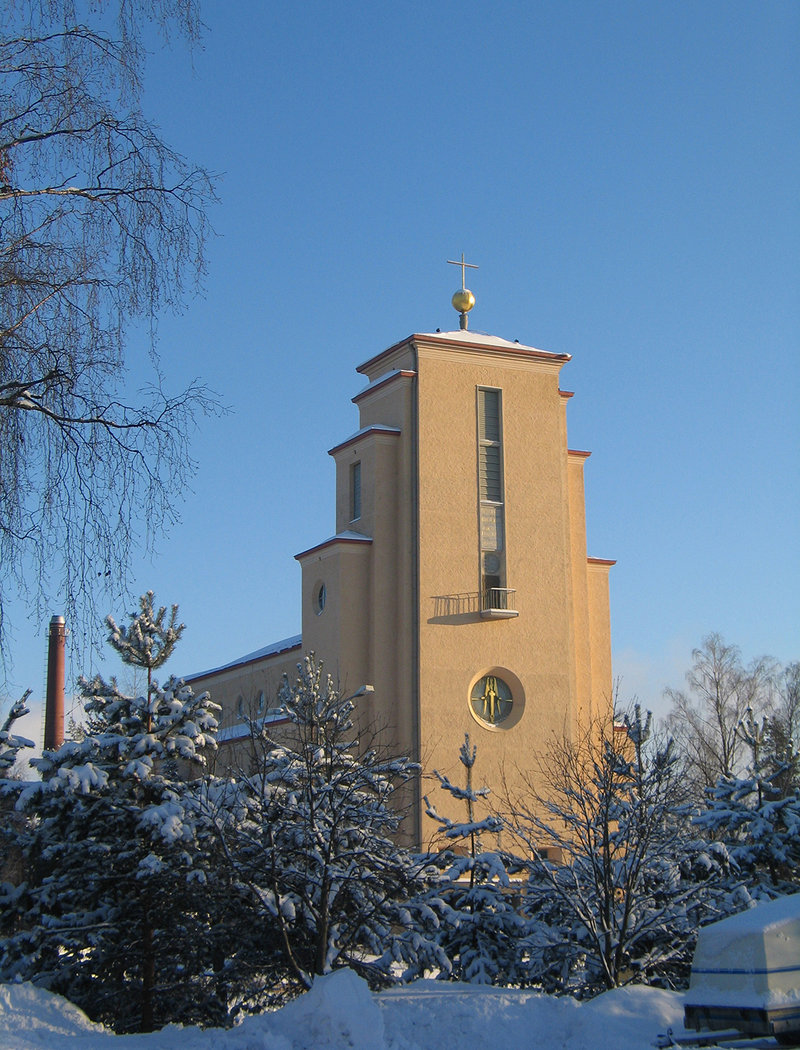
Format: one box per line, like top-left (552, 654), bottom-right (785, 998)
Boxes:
top-left (0, 969), bottom-right (767, 1050)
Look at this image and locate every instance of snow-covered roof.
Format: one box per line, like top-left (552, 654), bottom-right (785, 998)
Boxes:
top-left (217, 708), bottom-right (288, 742)
top-left (352, 369), bottom-right (416, 403)
top-left (186, 634), bottom-right (302, 681)
top-left (328, 424), bottom-right (401, 456)
top-left (295, 530), bottom-right (373, 561)
top-left (695, 892), bottom-right (800, 943)
top-left (417, 330), bottom-right (565, 357)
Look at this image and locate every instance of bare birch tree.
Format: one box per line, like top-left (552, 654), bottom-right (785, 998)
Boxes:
top-left (0, 1), bottom-right (218, 658)
top-left (665, 634), bottom-right (776, 802)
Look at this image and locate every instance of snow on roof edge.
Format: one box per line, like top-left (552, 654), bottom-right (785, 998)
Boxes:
top-left (416, 329), bottom-right (555, 353)
top-left (217, 708), bottom-right (290, 742)
top-left (295, 530), bottom-right (373, 561)
top-left (186, 634), bottom-right (302, 681)
top-left (328, 423), bottom-right (401, 454)
top-left (352, 370), bottom-right (415, 402)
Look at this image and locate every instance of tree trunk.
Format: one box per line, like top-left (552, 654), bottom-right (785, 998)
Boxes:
top-left (141, 912), bottom-right (155, 1032)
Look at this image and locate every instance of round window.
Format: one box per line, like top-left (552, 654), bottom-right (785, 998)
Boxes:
top-left (470, 674), bottom-right (513, 726)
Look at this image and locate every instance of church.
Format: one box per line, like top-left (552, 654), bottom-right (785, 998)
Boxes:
top-left (187, 266), bottom-right (615, 848)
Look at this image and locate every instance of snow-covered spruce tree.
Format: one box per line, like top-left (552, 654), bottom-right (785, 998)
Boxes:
top-left (0, 692), bottom-right (34, 775)
top-left (424, 735), bottom-right (528, 985)
top-left (0, 595), bottom-right (239, 1033)
top-left (765, 662), bottom-right (800, 798)
top-left (209, 654), bottom-right (446, 992)
top-left (106, 592), bottom-right (185, 731)
top-left (694, 707), bottom-right (800, 894)
top-left (504, 707), bottom-right (731, 997)
top-left (0, 693), bottom-right (34, 884)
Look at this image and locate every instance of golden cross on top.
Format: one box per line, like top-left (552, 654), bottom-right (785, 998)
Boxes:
top-left (447, 252), bottom-right (478, 290)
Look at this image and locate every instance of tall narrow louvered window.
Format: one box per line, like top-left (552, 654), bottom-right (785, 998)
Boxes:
top-left (477, 388), bottom-right (506, 609)
top-left (348, 461), bottom-right (361, 522)
top-left (478, 389), bottom-right (502, 503)
top-left (351, 461), bottom-right (362, 521)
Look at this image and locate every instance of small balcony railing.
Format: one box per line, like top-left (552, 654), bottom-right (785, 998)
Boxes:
top-left (480, 587), bottom-right (518, 619)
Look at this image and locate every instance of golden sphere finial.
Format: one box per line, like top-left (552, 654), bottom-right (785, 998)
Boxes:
top-left (452, 288), bottom-right (476, 314)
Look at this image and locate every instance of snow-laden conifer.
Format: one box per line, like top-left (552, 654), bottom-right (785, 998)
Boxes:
top-left (0, 692), bottom-right (34, 774)
top-left (0, 595), bottom-right (244, 1033)
top-left (208, 654), bottom-right (445, 992)
top-left (424, 735), bottom-right (528, 985)
top-left (0, 693), bottom-right (34, 884)
top-left (105, 591), bottom-right (185, 731)
top-left (694, 706), bottom-right (800, 894)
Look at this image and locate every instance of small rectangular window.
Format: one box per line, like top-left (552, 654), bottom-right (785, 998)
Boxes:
top-left (351, 461), bottom-right (362, 521)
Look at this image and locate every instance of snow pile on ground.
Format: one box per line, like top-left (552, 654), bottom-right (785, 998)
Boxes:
top-left (0, 982), bottom-right (107, 1045)
top-left (0, 969), bottom-right (690, 1050)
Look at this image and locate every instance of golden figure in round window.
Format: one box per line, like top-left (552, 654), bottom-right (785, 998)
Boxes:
top-left (470, 674), bottom-right (513, 726)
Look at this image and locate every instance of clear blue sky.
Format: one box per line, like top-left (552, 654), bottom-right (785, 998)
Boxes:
top-left (4, 0), bottom-right (799, 740)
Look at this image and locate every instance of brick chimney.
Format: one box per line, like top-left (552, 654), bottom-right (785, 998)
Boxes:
top-left (44, 615), bottom-right (66, 750)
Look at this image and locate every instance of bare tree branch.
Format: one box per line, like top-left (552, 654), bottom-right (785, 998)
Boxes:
top-left (0, 1), bottom-right (221, 663)
top-left (665, 634), bottom-right (777, 801)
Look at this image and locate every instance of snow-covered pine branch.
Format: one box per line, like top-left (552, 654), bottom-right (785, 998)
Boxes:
top-left (0, 596), bottom-right (261, 1035)
top-left (0, 691), bottom-right (34, 775)
top-left (205, 653), bottom-right (441, 992)
top-left (424, 734), bottom-right (529, 986)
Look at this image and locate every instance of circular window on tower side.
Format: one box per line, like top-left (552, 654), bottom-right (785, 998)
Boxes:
top-left (470, 673), bottom-right (513, 726)
top-left (313, 580), bottom-right (326, 615)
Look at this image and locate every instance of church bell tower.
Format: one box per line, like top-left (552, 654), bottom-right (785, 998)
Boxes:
top-left (296, 268), bottom-right (614, 845)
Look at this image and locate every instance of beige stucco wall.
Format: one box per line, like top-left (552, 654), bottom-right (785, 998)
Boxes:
top-left (567, 450), bottom-right (593, 730)
top-left (298, 538), bottom-right (371, 688)
top-left (587, 558), bottom-right (615, 723)
top-left (185, 642), bottom-right (302, 772)
top-left (412, 339), bottom-right (576, 838)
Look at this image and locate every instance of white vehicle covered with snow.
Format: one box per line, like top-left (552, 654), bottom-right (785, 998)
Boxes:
top-left (684, 894), bottom-right (800, 1045)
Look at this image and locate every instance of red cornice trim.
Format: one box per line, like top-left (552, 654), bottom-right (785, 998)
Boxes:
top-left (357, 333), bottom-right (570, 374)
top-left (328, 426), bottom-right (401, 457)
top-left (357, 335), bottom-right (414, 374)
top-left (295, 535), bottom-right (373, 561)
top-left (560, 390), bottom-right (574, 399)
top-left (352, 369), bottom-right (416, 404)
top-left (568, 448), bottom-right (592, 458)
top-left (587, 557), bottom-right (616, 567)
